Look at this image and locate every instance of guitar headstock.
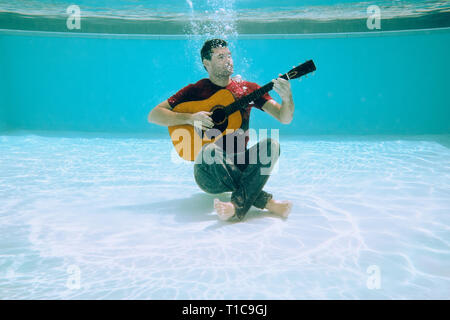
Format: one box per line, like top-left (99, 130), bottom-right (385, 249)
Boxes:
top-left (282, 60), bottom-right (316, 80)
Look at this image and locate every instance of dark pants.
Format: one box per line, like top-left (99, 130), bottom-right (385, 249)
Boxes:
top-left (193, 138), bottom-right (280, 220)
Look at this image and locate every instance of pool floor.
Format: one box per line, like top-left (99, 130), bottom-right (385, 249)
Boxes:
top-left (0, 133), bottom-right (449, 299)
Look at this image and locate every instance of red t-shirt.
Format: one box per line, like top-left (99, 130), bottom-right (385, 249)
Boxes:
top-left (168, 78), bottom-right (272, 154)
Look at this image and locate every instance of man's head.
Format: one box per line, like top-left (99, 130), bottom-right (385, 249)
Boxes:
top-left (200, 38), bottom-right (233, 77)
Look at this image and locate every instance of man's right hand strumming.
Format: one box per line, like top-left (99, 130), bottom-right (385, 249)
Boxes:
top-left (190, 111), bottom-right (214, 131)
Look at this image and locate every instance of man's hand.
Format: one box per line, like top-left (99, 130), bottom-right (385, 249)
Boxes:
top-left (269, 73), bottom-right (295, 124)
top-left (271, 73), bottom-right (293, 101)
top-left (190, 111), bottom-right (214, 131)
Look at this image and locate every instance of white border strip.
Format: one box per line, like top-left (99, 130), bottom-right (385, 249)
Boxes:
top-left (0, 27), bottom-right (449, 39)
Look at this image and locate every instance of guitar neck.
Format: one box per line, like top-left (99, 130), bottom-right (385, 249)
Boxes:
top-left (225, 80), bottom-right (277, 116)
top-left (223, 59), bottom-right (316, 115)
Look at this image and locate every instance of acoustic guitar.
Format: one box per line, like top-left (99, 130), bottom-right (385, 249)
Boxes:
top-left (168, 60), bottom-right (316, 161)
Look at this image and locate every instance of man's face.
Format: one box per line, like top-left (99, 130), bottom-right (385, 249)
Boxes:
top-left (204, 46), bottom-right (233, 77)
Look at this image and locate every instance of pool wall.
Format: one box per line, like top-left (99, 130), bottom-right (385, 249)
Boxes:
top-left (0, 47), bottom-right (7, 131)
top-left (0, 28), bottom-right (449, 135)
top-left (0, 88), bottom-right (6, 131)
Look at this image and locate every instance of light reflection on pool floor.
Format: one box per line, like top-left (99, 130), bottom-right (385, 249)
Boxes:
top-left (0, 133), bottom-right (449, 299)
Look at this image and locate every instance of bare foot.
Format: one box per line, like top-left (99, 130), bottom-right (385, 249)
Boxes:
top-left (266, 199), bottom-right (292, 218)
top-left (214, 198), bottom-right (236, 221)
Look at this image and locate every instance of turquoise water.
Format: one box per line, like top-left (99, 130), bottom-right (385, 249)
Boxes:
top-left (1, 0), bottom-right (450, 300)
top-left (1, 29), bottom-right (449, 134)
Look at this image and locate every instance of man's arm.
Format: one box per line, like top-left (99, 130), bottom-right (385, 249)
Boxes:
top-left (147, 100), bottom-right (193, 127)
top-left (260, 75), bottom-right (294, 124)
top-left (261, 97), bottom-right (294, 125)
top-left (148, 100), bottom-right (214, 130)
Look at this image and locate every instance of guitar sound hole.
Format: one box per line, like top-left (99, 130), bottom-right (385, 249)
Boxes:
top-left (211, 107), bottom-right (226, 124)
top-left (202, 105), bottom-right (229, 139)
top-left (205, 119), bottom-right (228, 139)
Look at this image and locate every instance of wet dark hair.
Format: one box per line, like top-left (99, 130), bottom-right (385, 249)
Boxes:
top-left (200, 38), bottom-right (228, 70)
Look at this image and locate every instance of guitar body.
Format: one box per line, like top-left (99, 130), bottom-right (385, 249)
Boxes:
top-left (168, 89), bottom-right (243, 162)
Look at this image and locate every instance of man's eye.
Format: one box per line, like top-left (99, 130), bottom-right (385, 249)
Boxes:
top-left (216, 54), bottom-right (231, 59)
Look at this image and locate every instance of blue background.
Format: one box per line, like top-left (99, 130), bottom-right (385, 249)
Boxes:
top-left (0, 29), bottom-right (449, 135)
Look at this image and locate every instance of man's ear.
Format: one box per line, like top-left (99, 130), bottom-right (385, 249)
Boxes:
top-left (202, 59), bottom-right (210, 71)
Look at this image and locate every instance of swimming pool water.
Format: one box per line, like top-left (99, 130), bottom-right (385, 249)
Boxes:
top-left (1, 133), bottom-right (449, 299)
top-left (1, 0), bottom-right (449, 300)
